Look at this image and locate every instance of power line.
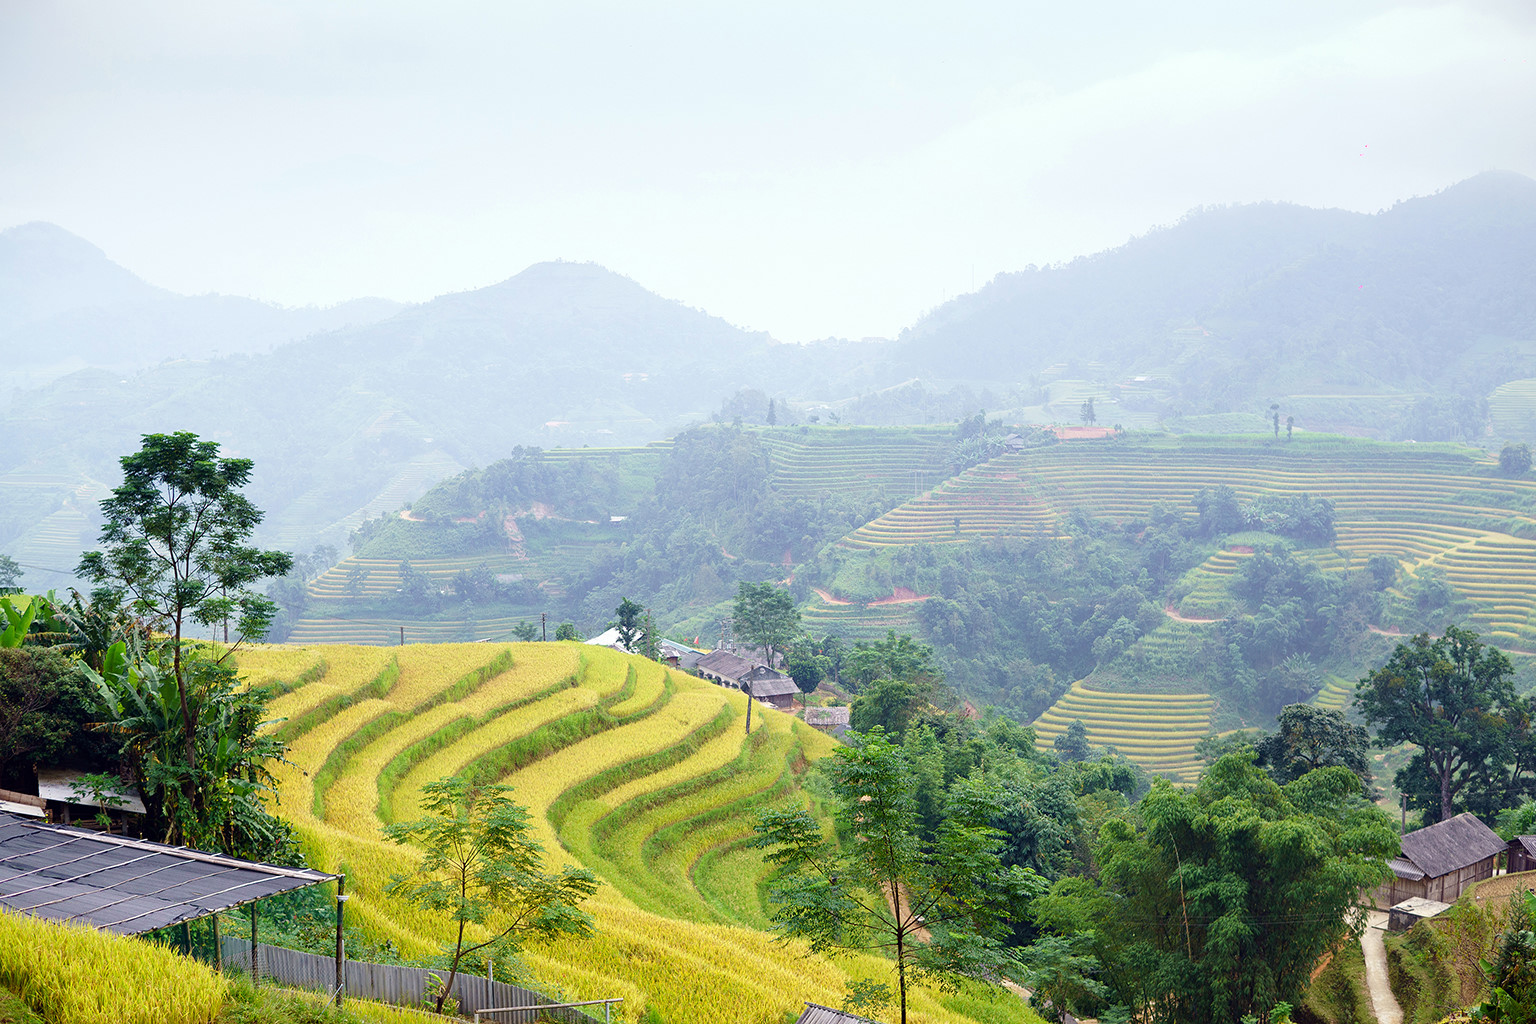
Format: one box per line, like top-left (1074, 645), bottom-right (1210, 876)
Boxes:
top-left (9, 560), bottom-right (77, 577)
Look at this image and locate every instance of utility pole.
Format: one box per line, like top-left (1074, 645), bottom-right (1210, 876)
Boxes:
top-left (399, 625), bottom-right (405, 646)
top-left (744, 680), bottom-right (753, 735)
top-left (541, 612), bottom-right (547, 642)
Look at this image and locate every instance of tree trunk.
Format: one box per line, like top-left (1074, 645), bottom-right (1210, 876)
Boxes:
top-left (438, 918), bottom-right (466, 1015)
top-left (1441, 763), bottom-right (1454, 823)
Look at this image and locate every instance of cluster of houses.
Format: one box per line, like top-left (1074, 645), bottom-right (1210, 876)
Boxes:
top-left (583, 629), bottom-right (849, 736)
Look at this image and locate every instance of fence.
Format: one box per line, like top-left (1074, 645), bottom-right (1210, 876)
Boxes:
top-left (220, 937), bottom-right (604, 1023)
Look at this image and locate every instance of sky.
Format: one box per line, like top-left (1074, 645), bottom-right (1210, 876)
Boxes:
top-left (2, 1), bottom-right (1534, 342)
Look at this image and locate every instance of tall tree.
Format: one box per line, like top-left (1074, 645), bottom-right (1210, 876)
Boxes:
top-left (1501, 443), bottom-right (1532, 477)
top-left (733, 581), bottom-right (799, 667)
top-left (751, 729), bottom-right (1040, 1024)
top-left (613, 596), bottom-right (644, 652)
top-left (384, 777), bottom-right (597, 1013)
top-left (1254, 703), bottom-right (1373, 795)
top-left (1355, 626), bottom-right (1526, 823)
top-left (77, 432), bottom-right (292, 773)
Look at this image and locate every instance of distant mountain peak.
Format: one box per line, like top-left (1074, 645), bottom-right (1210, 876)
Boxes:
top-left (0, 221), bottom-right (167, 329)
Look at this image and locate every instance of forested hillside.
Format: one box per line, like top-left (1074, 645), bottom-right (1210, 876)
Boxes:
top-left (6, 173), bottom-right (1536, 595)
top-left (286, 426), bottom-right (1536, 770)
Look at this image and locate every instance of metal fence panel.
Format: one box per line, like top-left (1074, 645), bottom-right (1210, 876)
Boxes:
top-left (220, 938), bottom-right (602, 1022)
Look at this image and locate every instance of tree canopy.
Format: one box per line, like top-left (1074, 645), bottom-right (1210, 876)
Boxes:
top-left (77, 431), bottom-right (292, 771)
top-left (1355, 626), bottom-right (1530, 822)
top-left (733, 581), bottom-right (799, 667)
top-left (384, 777), bottom-right (597, 1013)
top-left (1033, 751), bottom-right (1396, 1023)
top-left (751, 728), bottom-right (1040, 1024)
top-left (1255, 703), bottom-right (1374, 796)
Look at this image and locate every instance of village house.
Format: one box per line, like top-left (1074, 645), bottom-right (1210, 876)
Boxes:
top-left (1374, 811), bottom-right (1507, 907)
top-left (1508, 835), bottom-right (1536, 874)
top-left (695, 651), bottom-right (800, 709)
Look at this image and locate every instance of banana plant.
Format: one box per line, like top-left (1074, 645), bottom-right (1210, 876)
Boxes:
top-left (0, 595), bottom-right (36, 647)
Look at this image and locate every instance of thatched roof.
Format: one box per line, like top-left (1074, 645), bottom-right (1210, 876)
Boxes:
top-left (1399, 812), bottom-right (1506, 878)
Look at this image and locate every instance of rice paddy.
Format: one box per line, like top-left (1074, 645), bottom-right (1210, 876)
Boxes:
top-left (1030, 681), bottom-right (1216, 785)
top-left (236, 641), bottom-right (1022, 1024)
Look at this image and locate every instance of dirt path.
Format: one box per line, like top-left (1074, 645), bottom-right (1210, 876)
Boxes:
top-left (812, 587), bottom-right (850, 605)
top-left (1360, 918), bottom-right (1402, 1024)
top-left (1163, 604), bottom-right (1220, 624)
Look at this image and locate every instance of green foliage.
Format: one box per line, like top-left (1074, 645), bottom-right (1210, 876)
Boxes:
top-left (1254, 704), bottom-right (1374, 796)
top-left (383, 776), bottom-right (598, 1014)
top-left (614, 596), bottom-right (644, 652)
top-left (553, 622), bottom-right (581, 641)
top-left (77, 432), bottom-right (293, 791)
top-left (1500, 443), bottom-right (1532, 477)
top-left (1053, 720), bottom-right (1091, 763)
top-left (1299, 940), bottom-right (1371, 1024)
top-left (733, 582), bottom-right (800, 666)
top-left (1040, 751), bottom-right (1397, 1024)
top-left (0, 596), bottom-right (37, 648)
top-left (752, 728), bottom-right (1042, 1024)
top-left (1356, 626), bottom-right (1531, 823)
top-left (0, 555), bottom-right (21, 594)
top-left (0, 646), bottom-right (116, 784)
top-left (1474, 890), bottom-right (1536, 1023)
top-left (85, 642), bottom-right (297, 859)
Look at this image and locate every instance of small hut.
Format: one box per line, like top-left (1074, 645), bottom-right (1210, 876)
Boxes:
top-left (1509, 835), bottom-right (1536, 874)
top-left (1374, 812), bottom-right (1506, 907)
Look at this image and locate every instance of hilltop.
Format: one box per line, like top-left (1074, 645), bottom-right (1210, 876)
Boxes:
top-left (5, 172), bottom-right (1536, 590)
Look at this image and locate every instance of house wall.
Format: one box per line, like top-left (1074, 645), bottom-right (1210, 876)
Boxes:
top-left (1378, 855), bottom-right (1498, 908)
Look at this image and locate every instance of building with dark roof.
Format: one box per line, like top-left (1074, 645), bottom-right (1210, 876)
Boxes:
top-left (695, 649), bottom-right (756, 687)
top-left (795, 1004), bottom-right (878, 1024)
top-left (1508, 835), bottom-right (1536, 874)
top-left (1374, 811), bottom-right (1507, 907)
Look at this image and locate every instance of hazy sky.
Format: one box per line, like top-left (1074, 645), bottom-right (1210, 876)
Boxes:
top-left (3, 1), bottom-right (1533, 342)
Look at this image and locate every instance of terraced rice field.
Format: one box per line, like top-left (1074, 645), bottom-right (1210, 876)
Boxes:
top-left (1168, 547), bottom-right (1252, 619)
top-left (1490, 378), bottom-right (1536, 440)
top-left (842, 459), bottom-right (1062, 548)
top-left (843, 438), bottom-right (1536, 647)
top-left (1312, 676), bottom-right (1356, 712)
top-left (800, 593), bottom-right (926, 641)
top-left (759, 426), bottom-right (953, 500)
top-left (1030, 681), bottom-right (1216, 784)
top-left (237, 642), bottom-right (1014, 1024)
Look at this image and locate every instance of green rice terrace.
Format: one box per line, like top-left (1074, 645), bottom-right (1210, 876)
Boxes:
top-left (1029, 682), bottom-right (1216, 785)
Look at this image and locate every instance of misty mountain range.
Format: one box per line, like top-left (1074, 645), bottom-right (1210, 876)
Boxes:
top-left (3, 171), bottom-right (1535, 590)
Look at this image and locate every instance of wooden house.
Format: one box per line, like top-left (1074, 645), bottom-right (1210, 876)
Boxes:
top-left (1374, 812), bottom-right (1506, 907)
top-left (1508, 835), bottom-right (1536, 874)
top-left (695, 650), bottom-right (757, 688)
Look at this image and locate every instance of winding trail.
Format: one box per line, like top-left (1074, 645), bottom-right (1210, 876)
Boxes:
top-left (1360, 915), bottom-right (1402, 1024)
top-left (1163, 603), bottom-right (1220, 624)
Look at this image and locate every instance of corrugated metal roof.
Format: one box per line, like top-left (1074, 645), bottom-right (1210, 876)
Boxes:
top-left (0, 812), bottom-right (336, 934)
top-left (796, 1003), bottom-right (877, 1024)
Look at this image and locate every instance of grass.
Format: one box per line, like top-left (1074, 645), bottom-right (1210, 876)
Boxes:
top-left (0, 912), bottom-right (226, 1024)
